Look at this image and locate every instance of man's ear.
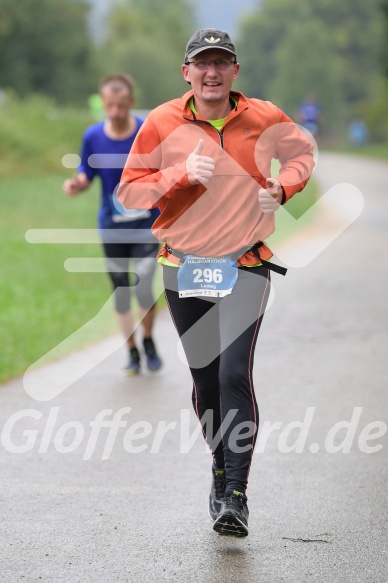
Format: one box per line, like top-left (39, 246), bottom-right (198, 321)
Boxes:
top-left (181, 64), bottom-right (191, 85)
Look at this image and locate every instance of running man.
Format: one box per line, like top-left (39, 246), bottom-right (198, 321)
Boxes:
top-left (63, 73), bottom-right (162, 375)
top-left (118, 30), bottom-right (315, 536)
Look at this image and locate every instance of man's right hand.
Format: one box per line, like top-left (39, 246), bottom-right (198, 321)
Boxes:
top-left (185, 139), bottom-right (215, 185)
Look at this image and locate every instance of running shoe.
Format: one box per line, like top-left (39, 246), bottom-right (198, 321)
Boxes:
top-left (125, 347), bottom-right (141, 376)
top-left (209, 466), bottom-right (226, 522)
top-left (143, 338), bottom-right (162, 372)
top-left (213, 490), bottom-right (249, 537)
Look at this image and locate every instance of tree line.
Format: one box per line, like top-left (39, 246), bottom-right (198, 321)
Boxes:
top-left (0, 0), bottom-right (386, 140)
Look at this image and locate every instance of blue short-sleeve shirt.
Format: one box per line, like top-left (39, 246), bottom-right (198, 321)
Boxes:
top-left (79, 118), bottom-right (159, 242)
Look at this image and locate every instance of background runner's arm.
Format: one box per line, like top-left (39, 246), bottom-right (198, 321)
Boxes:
top-left (63, 172), bottom-right (91, 197)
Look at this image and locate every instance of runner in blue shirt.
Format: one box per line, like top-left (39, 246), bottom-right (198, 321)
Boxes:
top-left (298, 94), bottom-right (322, 136)
top-left (63, 73), bottom-right (162, 375)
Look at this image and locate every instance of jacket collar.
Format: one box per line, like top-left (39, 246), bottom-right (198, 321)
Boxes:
top-left (181, 90), bottom-right (248, 120)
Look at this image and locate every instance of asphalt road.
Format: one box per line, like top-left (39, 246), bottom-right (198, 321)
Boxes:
top-left (1, 153), bottom-right (387, 583)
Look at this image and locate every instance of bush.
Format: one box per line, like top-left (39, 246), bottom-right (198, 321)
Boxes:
top-left (0, 91), bottom-right (93, 176)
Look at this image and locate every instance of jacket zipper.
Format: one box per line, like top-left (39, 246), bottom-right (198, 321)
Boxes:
top-left (182, 116), bottom-right (224, 148)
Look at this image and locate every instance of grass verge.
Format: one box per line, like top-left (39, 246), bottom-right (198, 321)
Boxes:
top-left (0, 173), bottom-right (164, 383)
top-left (325, 143), bottom-right (388, 162)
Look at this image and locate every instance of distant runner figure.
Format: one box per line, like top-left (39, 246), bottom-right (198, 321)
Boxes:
top-left (63, 74), bottom-right (162, 375)
top-left (298, 94), bottom-right (322, 136)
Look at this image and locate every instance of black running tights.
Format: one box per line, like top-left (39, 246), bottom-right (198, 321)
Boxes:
top-left (163, 264), bottom-right (271, 495)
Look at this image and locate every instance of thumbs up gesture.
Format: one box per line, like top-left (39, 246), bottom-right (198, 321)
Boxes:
top-left (186, 139), bottom-right (215, 185)
top-left (258, 178), bottom-right (284, 213)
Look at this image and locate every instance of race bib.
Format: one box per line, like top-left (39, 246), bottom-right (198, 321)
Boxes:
top-left (110, 193), bottom-right (151, 223)
top-left (177, 255), bottom-right (238, 298)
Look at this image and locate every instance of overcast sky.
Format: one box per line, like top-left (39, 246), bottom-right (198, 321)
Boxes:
top-left (196, 0), bottom-right (258, 37)
top-left (87, 0), bottom-right (259, 42)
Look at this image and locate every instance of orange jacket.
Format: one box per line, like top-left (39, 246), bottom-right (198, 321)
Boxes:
top-left (119, 90), bottom-right (315, 265)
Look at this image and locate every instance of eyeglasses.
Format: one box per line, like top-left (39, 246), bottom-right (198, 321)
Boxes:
top-left (185, 58), bottom-right (237, 70)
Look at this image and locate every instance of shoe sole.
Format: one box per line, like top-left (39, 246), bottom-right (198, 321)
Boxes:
top-left (145, 360), bottom-right (162, 373)
top-left (213, 512), bottom-right (248, 537)
top-left (146, 366), bottom-right (162, 373)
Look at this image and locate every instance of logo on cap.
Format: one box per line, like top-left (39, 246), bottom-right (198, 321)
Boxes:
top-left (205, 37), bottom-right (221, 44)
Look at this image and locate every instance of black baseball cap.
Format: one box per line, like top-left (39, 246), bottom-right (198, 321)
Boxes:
top-left (184, 28), bottom-right (237, 62)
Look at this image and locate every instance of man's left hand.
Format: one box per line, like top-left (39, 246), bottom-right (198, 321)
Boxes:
top-left (258, 178), bottom-right (283, 213)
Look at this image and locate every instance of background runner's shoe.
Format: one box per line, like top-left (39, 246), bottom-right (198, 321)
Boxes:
top-left (125, 347), bottom-right (141, 376)
top-left (213, 491), bottom-right (249, 537)
top-left (143, 338), bottom-right (162, 372)
top-left (209, 466), bottom-right (226, 522)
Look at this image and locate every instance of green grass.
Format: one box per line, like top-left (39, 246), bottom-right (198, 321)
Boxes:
top-left (325, 142), bottom-right (388, 161)
top-left (0, 173), bottom-right (116, 382)
top-left (266, 159), bottom-right (319, 247)
top-left (267, 179), bottom-right (319, 248)
top-left (283, 178), bottom-right (319, 219)
top-left (0, 172), bottom-right (165, 383)
top-left (0, 91), bottom-right (93, 176)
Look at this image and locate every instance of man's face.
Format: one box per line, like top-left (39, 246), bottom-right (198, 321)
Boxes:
top-left (182, 49), bottom-right (240, 106)
top-left (100, 86), bottom-right (133, 123)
